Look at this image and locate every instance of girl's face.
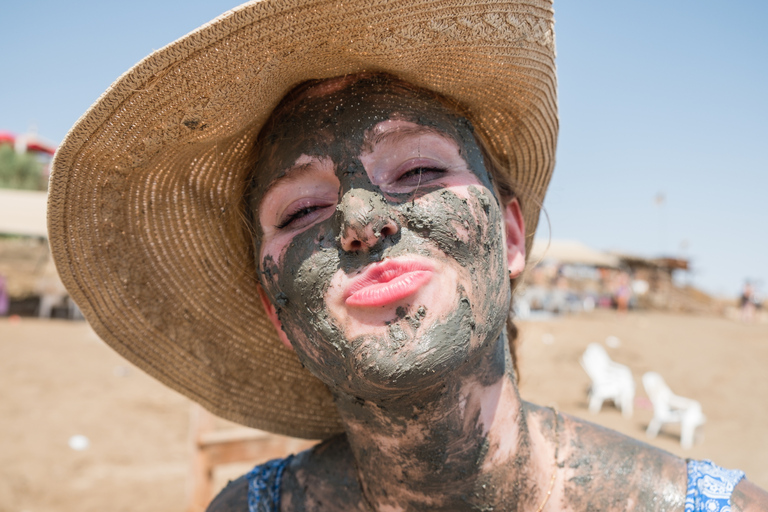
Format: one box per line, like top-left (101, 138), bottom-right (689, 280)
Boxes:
top-left (252, 77), bottom-right (525, 398)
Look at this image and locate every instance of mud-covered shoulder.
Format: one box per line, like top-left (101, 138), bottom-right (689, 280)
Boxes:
top-left (206, 474), bottom-right (249, 512)
top-left (558, 411), bottom-right (687, 511)
top-left (281, 433), bottom-right (366, 511)
top-left (731, 478), bottom-right (768, 512)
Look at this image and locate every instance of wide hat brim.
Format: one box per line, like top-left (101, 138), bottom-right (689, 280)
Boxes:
top-left (47, 0), bottom-right (557, 439)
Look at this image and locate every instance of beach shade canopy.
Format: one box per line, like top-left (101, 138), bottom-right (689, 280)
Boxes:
top-left (0, 131), bottom-right (57, 156)
top-left (530, 239), bottom-right (620, 268)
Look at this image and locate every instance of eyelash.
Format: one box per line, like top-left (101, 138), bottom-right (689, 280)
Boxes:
top-left (396, 166), bottom-right (446, 184)
top-left (276, 205), bottom-right (325, 229)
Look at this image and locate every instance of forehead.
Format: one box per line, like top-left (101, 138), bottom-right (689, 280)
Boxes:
top-left (266, 75), bottom-right (462, 137)
top-left (250, 76), bottom-right (468, 190)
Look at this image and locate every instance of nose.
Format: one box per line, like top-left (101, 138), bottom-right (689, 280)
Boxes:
top-left (337, 188), bottom-right (400, 252)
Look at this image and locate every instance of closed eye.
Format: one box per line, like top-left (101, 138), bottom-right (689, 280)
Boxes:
top-left (276, 202), bottom-right (334, 230)
top-left (395, 166), bottom-right (446, 187)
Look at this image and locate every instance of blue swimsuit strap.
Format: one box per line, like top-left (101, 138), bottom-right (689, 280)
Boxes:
top-left (685, 459), bottom-right (745, 512)
top-left (246, 455), bottom-right (294, 512)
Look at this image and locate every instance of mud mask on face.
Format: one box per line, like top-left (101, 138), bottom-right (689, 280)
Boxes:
top-left (252, 77), bottom-right (512, 399)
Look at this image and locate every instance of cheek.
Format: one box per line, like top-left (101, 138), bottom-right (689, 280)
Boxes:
top-left (266, 244), bottom-right (352, 387)
top-left (402, 185), bottom-right (503, 264)
top-left (258, 224), bottom-right (340, 318)
top-left (404, 185), bottom-right (509, 320)
top-left (259, 225), bottom-right (314, 271)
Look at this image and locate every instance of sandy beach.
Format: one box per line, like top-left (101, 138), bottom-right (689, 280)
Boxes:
top-left (1, 311), bottom-right (766, 511)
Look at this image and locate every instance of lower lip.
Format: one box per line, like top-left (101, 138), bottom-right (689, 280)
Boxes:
top-left (345, 270), bottom-right (433, 307)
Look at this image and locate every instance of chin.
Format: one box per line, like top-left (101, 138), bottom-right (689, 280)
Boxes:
top-left (299, 288), bottom-right (497, 400)
top-left (286, 252), bottom-right (510, 400)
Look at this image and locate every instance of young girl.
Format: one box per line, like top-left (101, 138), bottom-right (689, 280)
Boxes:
top-left (47, 1), bottom-right (768, 510)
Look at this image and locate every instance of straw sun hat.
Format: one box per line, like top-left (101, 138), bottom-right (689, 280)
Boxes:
top-left (47, 0), bottom-right (557, 439)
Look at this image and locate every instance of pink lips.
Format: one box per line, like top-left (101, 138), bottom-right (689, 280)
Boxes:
top-left (345, 259), bottom-right (434, 308)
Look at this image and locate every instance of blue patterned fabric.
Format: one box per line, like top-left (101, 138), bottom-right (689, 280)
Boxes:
top-left (685, 459), bottom-right (744, 512)
top-left (245, 456), bottom-right (744, 511)
top-left (246, 455), bottom-right (293, 512)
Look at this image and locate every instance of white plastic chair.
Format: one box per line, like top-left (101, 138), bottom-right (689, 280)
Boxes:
top-left (579, 343), bottom-right (635, 418)
top-left (642, 371), bottom-right (706, 449)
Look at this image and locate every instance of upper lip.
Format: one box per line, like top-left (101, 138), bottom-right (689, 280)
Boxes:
top-left (343, 258), bottom-right (434, 301)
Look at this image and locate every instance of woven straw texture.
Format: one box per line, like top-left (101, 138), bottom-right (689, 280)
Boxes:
top-left (47, 0), bottom-right (557, 439)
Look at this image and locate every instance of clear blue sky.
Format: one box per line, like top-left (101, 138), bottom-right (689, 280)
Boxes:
top-left (2, 1), bottom-right (766, 297)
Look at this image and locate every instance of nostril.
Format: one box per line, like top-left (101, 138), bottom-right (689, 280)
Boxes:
top-left (339, 214), bottom-right (399, 252)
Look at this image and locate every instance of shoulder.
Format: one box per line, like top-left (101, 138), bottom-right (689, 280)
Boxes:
top-left (554, 409), bottom-right (688, 510)
top-left (206, 474), bottom-right (249, 512)
top-left (732, 479), bottom-right (768, 512)
top-left (204, 454), bottom-right (299, 512)
top-left (205, 434), bottom-right (364, 512)
top-left (281, 434), bottom-right (366, 511)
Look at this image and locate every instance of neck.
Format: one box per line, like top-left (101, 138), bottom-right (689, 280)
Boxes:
top-left (334, 334), bottom-right (555, 511)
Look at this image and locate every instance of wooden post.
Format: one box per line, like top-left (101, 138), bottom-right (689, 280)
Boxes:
top-left (187, 404), bottom-right (216, 512)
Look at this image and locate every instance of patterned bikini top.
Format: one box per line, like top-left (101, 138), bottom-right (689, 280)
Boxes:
top-left (245, 457), bottom-right (744, 512)
top-left (246, 455), bottom-right (293, 512)
top-left (685, 459), bottom-right (745, 512)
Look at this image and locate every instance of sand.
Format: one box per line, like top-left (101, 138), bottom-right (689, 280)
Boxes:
top-left (1, 311), bottom-right (766, 511)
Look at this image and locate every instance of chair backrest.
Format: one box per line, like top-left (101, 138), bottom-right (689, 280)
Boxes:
top-left (580, 343), bottom-right (611, 381)
top-left (642, 371), bottom-right (673, 413)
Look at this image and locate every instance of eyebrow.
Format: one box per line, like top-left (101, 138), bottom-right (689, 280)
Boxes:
top-left (261, 159), bottom-right (325, 196)
top-left (365, 124), bottom-right (452, 151)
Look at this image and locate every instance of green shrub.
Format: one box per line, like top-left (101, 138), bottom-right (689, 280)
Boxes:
top-left (0, 145), bottom-right (48, 191)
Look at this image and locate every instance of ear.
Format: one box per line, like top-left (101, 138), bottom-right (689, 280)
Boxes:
top-left (503, 198), bottom-right (526, 279)
top-left (257, 284), bottom-right (294, 350)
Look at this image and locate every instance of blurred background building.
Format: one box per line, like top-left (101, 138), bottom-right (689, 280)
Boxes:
top-left (516, 239), bottom-right (761, 320)
top-left (0, 132), bottom-right (79, 319)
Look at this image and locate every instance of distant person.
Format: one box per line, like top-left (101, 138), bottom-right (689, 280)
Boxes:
top-left (614, 271), bottom-right (632, 313)
top-left (741, 281), bottom-right (756, 322)
top-left (0, 274), bottom-right (9, 316)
